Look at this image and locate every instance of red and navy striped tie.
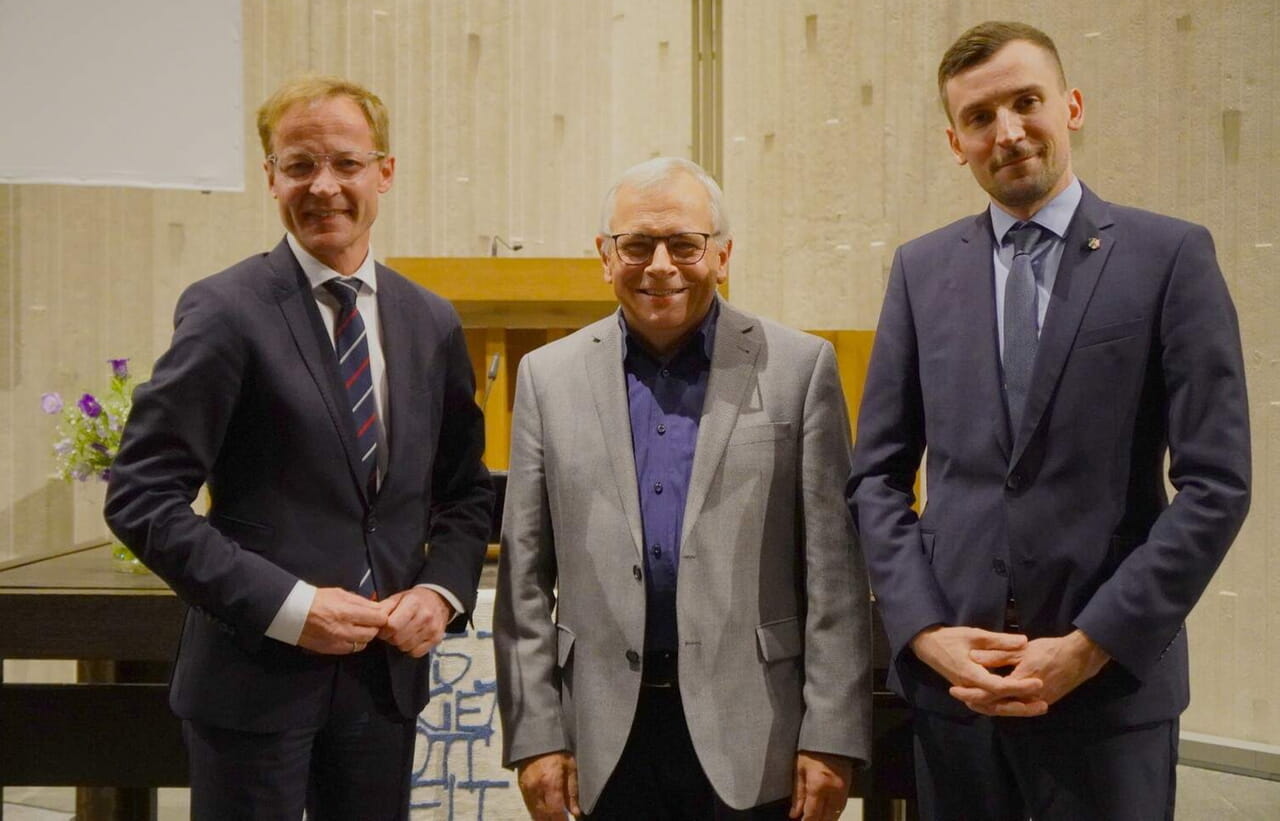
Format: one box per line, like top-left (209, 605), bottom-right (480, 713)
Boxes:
top-left (324, 277), bottom-right (379, 600)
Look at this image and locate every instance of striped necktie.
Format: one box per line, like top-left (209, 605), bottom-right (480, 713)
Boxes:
top-left (1002, 221), bottom-right (1050, 436)
top-left (323, 277), bottom-right (379, 599)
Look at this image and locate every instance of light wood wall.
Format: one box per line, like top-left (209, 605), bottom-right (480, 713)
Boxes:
top-left (1, 0), bottom-right (1275, 747)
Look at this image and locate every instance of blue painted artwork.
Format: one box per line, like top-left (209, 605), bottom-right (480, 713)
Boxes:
top-left (410, 628), bottom-right (513, 819)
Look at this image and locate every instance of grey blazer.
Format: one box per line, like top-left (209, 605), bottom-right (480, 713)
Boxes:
top-left (495, 299), bottom-right (871, 812)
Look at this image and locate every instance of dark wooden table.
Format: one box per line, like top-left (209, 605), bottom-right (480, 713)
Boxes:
top-left (0, 541), bottom-right (187, 820)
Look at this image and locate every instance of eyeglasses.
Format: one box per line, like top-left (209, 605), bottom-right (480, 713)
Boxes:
top-left (610, 232), bottom-right (713, 265)
top-left (267, 151), bottom-right (387, 183)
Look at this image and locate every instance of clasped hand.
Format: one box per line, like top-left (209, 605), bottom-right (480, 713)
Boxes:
top-left (910, 625), bottom-right (1110, 717)
top-left (297, 586), bottom-right (454, 658)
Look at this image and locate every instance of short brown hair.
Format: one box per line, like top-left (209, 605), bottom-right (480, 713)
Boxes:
top-left (938, 22), bottom-right (1067, 111)
top-left (256, 76), bottom-right (390, 155)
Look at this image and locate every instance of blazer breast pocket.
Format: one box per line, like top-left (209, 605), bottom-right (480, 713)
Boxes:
top-left (1074, 317), bottom-right (1145, 350)
top-left (727, 421), bottom-right (792, 448)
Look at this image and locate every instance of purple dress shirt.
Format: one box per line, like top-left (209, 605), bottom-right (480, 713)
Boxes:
top-left (622, 304), bottom-right (718, 655)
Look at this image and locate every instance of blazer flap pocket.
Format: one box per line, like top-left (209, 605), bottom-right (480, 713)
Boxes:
top-left (1076, 318), bottom-right (1145, 349)
top-left (756, 616), bottom-right (802, 662)
top-left (729, 421), bottom-right (792, 447)
top-left (209, 512), bottom-right (275, 551)
top-left (555, 623), bottom-right (576, 668)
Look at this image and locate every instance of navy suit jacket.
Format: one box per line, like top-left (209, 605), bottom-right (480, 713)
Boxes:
top-left (849, 184), bottom-right (1250, 725)
top-left (106, 238), bottom-right (492, 732)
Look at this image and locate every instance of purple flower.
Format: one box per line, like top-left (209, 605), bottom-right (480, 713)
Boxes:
top-left (78, 393), bottom-right (103, 418)
top-left (109, 358), bottom-right (129, 379)
top-left (91, 442), bottom-right (110, 455)
top-left (41, 392), bottom-right (64, 414)
top-left (54, 439), bottom-right (73, 455)
top-left (99, 468), bottom-right (112, 482)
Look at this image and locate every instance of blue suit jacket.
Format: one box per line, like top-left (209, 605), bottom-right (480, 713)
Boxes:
top-left (106, 238), bottom-right (492, 731)
top-left (849, 184), bottom-right (1250, 725)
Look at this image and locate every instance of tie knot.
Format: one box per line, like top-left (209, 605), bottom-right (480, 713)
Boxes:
top-left (323, 277), bottom-right (363, 310)
top-left (1008, 222), bottom-right (1044, 256)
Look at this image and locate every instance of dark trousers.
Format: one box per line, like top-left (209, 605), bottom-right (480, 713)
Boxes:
top-left (912, 710), bottom-right (1178, 821)
top-left (184, 648), bottom-right (417, 821)
top-left (586, 685), bottom-right (791, 820)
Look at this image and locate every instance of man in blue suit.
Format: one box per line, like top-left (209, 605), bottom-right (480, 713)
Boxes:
top-left (106, 77), bottom-right (492, 819)
top-left (848, 21), bottom-right (1250, 820)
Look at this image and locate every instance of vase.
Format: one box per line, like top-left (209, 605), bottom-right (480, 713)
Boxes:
top-left (111, 542), bottom-right (149, 574)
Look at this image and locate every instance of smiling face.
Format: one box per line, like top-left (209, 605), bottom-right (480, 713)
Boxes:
top-left (596, 171), bottom-right (731, 357)
top-left (266, 95), bottom-right (395, 275)
top-left (944, 39), bottom-right (1083, 219)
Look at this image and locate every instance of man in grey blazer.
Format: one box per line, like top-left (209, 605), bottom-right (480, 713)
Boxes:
top-left (495, 157), bottom-right (871, 820)
top-left (848, 22), bottom-right (1250, 820)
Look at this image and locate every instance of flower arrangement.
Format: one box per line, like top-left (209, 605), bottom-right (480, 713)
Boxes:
top-left (41, 358), bottom-right (145, 572)
top-left (41, 358), bottom-right (133, 482)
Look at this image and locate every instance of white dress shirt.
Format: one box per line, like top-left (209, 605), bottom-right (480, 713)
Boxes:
top-left (264, 235), bottom-right (462, 645)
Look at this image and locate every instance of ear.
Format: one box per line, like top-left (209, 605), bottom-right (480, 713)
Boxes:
top-left (264, 159), bottom-right (278, 198)
top-left (946, 126), bottom-right (967, 165)
top-left (596, 235), bottom-right (612, 283)
top-left (1066, 88), bottom-right (1084, 132)
top-left (377, 155), bottom-right (396, 193)
top-left (714, 237), bottom-right (732, 284)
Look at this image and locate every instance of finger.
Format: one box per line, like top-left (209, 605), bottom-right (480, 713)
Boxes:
top-left (967, 629), bottom-right (1030, 650)
top-left (970, 648), bottom-right (1022, 667)
top-left (790, 762), bottom-right (806, 818)
top-left (964, 666), bottom-right (1043, 696)
top-left (567, 760), bottom-right (581, 817)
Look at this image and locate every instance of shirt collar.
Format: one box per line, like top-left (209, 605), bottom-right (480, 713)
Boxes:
top-left (989, 176), bottom-right (1082, 244)
top-left (620, 297), bottom-right (720, 365)
top-left (287, 233), bottom-right (379, 294)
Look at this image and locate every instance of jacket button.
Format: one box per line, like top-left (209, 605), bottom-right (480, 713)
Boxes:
top-left (625, 649), bottom-right (640, 664)
top-left (1006, 472), bottom-right (1023, 492)
top-left (633, 565), bottom-right (643, 581)
top-left (992, 558), bottom-right (1008, 576)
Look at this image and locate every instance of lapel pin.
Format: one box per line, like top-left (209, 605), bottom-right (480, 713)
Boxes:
top-left (1086, 237), bottom-right (1101, 250)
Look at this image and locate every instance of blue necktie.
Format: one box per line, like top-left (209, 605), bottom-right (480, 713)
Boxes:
top-left (324, 277), bottom-right (379, 599)
top-left (1002, 222), bottom-right (1049, 436)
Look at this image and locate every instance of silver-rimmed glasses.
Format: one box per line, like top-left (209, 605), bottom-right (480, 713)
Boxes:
top-left (610, 232), bottom-right (714, 265)
top-left (267, 150), bottom-right (387, 183)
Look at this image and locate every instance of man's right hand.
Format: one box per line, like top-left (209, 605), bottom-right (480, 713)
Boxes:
top-left (910, 625), bottom-right (1047, 716)
top-left (517, 751), bottom-right (580, 820)
top-left (297, 587), bottom-right (388, 654)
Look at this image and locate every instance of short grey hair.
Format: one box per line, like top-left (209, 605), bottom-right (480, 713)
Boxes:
top-left (598, 157), bottom-right (730, 240)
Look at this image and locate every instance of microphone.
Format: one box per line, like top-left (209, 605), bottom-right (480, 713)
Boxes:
top-left (490, 235), bottom-right (524, 256)
top-left (480, 353), bottom-right (501, 410)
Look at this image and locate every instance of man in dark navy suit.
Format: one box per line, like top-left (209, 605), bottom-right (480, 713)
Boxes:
top-left (849, 21), bottom-right (1250, 820)
top-left (106, 76), bottom-right (492, 819)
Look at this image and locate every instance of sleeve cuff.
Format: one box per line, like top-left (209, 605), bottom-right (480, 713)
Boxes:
top-left (264, 580), bottom-right (317, 645)
top-left (419, 583), bottom-right (463, 619)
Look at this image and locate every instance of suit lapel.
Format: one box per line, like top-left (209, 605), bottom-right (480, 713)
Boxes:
top-left (375, 266), bottom-right (415, 490)
top-left (268, 239), bottom-right (371, 505)
top-left (680, 302), bottom-right (761, 547)
top-left (953, 214), bottom-right (1013, 459)
top-left (585, 315), bottom-right (645, 560)
top-left (1012, 187), bottom-right (1115, 464)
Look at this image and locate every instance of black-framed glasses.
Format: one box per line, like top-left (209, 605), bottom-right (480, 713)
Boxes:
top-left (267, 150), bottom-right (387, 183)
top-left (610, 232), bottom-right (713, 265)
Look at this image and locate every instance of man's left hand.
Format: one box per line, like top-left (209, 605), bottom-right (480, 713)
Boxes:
top-left (790, 750), bottom-right (853, 821)
top-left (376, 587), bottom-right (454, 657)
top-left (958, 629), bottom-right (1111, 712)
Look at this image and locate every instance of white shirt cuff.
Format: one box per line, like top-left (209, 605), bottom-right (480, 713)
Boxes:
top-left (419, 583), bottom-right (462, 619)
top-left (264, 580), bottom-right (317, 645)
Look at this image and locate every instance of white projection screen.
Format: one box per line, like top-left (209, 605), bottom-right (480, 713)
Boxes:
top-left (0, 0), bottom-right (243, 191)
